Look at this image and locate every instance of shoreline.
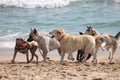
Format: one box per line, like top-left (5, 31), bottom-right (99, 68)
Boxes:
top-left (0, 46), bottom-right (120, 62)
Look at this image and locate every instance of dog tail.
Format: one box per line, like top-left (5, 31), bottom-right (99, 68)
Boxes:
top-left (115, 32), bottom-right (120, 40)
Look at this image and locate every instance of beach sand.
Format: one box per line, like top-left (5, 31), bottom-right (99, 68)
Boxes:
top-left (0, 48), bottom-right (120, 80)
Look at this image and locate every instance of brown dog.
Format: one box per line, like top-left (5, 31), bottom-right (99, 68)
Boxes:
top-left (11, 38), bottom-right (39, 64)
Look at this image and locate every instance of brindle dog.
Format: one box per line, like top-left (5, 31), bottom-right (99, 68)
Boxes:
top-left (76, 32), bottom-right (91, 62)
top-left (11, 38), bottom-right (38, 64)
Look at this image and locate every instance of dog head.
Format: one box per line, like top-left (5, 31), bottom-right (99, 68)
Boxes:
top-left (49, 28), bottom-right (65, 41)
top-left (27, 28), bottom-right (40, 42)
top-left (16, 38), bottom-right (26, 46)
top-left (85, 26), bottom-right (98, 36)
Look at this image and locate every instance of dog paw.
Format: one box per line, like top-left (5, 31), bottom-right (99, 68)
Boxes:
top-left (71, 58), bottom-right (75, 61)
top-left (47, 57), bottom-right (50, 60)
top-left (67, 57), bottom-right (74, 61)
top-left (108, 57), bottom-right (111, 60)
top-left (57, 61), bottom-right (62, 64)
top-left (27, 61), bottom-right (30, 63)
top-left (11, 60), bottom-right (14, 64)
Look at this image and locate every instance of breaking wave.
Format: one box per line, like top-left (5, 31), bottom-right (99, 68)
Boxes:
top-left (0, 0), bottom-right (119, 8)
top-left (0, 0), bottom-right (77, 8)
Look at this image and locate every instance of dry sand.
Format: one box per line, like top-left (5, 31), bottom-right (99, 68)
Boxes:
top-left (0, 48), bottom-right (120, 80)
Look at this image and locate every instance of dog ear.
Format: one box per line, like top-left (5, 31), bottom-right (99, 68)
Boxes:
top-left (16, 38), bottom-right (19, 41)
top-left (59, 28), bottom-right (64, 33)
top-left (87, 26), bottom-right (89, 28)
top-left (34, 28), bottom-right (37, 34)
top-left (87, 26), bottom-right (92, 29)
top-left (89, 26), bottom-right (92, 29)
top-left (57, 30), bottom-right (61, 34)
top-left (79, 32), bottom-right (83, 35)
top-left (31, 28), bottom-right (33, 32)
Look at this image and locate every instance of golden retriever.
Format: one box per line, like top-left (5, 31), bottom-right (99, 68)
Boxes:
top-left (49, 28), bottom-right (96, 64)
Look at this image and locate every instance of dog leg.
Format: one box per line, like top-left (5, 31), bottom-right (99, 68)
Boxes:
top-left (82, 52), bottom-right (88, 63)
top-left (59, 52), bottom-right (65, 64)
top-left (92, 48), bottom-right (98, 64)
top-left (108, 51), bottom-right (111, 60)
top-left (67, 53), bottom-right (71, 60)
top-left (34, 54), bottom-right (38, 64)
top-left (26, 51), bottom-right (29, 63)
top-left (11, 50), bottom-right (17, 63)
top-left (79, 50), bottom-right (85, 62)
top-left (58, 48), bottom-right (62, 56)
top-left (80, 53), bottom-right (84, 62)
top-left (68, 52), bottom-right (74, 61)
top-left (29, 54), bottom-right (34, 63)
top-left (77, 50), bottom-right (80, 61)
top-left (43, 51), bottom-right (48, 62)
top-left (109, 46), bottom-right (117, 63)
top-left (38, 48), bottom-right (43, 58)
top-left (106, 46), bottom-right (111, 60)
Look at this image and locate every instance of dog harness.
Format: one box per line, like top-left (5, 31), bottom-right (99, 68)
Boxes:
top-left (15, 43), bottom-right (28, 50)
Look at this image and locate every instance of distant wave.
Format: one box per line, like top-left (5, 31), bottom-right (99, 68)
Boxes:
top-left (0, 41), bottom-right (15, 48)
top-left (0, 0), bottom-right (119, 8)
top-left (0, 33), bottom-right (28, 48)
top-left (113, 0), bottom-right (120, 3)
top-left (0, 0), bottom-right (78, 8)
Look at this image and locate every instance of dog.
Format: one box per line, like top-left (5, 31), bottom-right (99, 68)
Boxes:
top-left (85, 26), bottom-right (120, 63)
top-left (11, 38), bottom-right (39, 64)
top-left (76, 32), bottom-right (91, 62)
top-left (77, 49), bottom-right (91, 62)
top-left (27, 29), bottom-right (62, 62)
top-left (49, 28), bottom-right (96, 64)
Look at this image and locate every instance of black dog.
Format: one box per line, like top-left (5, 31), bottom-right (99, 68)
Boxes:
top-left (76, 32), bottom-right (91, 62)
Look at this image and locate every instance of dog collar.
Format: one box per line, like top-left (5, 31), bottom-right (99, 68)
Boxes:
top-left (59, 34), bottom-right (65, 42)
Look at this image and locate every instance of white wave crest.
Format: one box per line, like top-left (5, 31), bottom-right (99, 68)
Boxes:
top-left (0, 33), bottom-right (20, 41)
top-left (113, 0), bottom-right (120, 3)
top-left (0, 41), bottom-right (15, 48)
top-left (0, 0), bottom-right (77, 8)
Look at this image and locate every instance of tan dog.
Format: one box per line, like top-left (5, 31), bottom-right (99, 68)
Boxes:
top-left (11, 38), bottom-right (39, 64)
top-left (85, 26), bottom-right (120, 63)
top-left (49, 28), bottom-right (96, 64)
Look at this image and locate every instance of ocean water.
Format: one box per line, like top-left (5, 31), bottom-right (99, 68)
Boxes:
top-left (0, 0), bottom-right (120, 49)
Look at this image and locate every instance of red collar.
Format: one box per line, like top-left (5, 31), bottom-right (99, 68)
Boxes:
top-left (22, 43), bottom-right (27, 47)
top-left (59, 34), bottom-right (65, 42)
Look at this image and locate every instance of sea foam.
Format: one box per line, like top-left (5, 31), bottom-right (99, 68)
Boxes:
top-left (0, 33), bottom-right (27, 48)
top-left (0, 0), bottom-right (77, 8)
top-left (113, 0), bottom-right (120, 3)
